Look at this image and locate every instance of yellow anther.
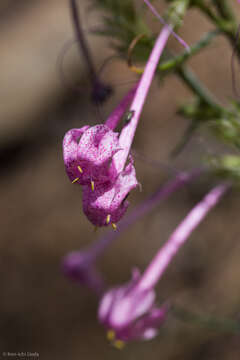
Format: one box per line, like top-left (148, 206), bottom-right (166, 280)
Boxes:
top-left (129, 65), bottom-right (143, 74)
top-left (72, 177), bottom-right (79, 184)
top-left (106, 214), bottom-right (111, 225)
top-left (91, 180), bottom-right (95, 192)
top-left (106, 330), bottom-right (115, 341)
top-left (112, 223), bottom-right (117, 231)
top-left (93, 226), bottom-right (98, 233)
top-left (78, 165), bottom-right (83, 174)
top-left (113, 340), bottom-right (125, 350)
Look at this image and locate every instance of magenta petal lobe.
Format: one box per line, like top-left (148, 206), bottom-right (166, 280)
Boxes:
top-left (63, 126), bottom-right (90, 184)
top-left (82, 162), bottom-right (138, 226)
top-left (98, 270), bottom-right (168, 342)
top-left (77, 125), bottom-right (120, 184)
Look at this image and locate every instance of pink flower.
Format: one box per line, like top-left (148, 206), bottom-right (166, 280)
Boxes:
top-left (82, 160), bottom-right (138, 226)
top-left (63, 25), bottom-right (172, 227)
top-left (98, 268), bottom-right (168, 344)
top-left (98, 183), bottom-right (229, 344)
top-left (63, 86), bottom-right (139, 228)
top-left (62, 251), bottom-right (105, 295)
top-left (63, 125), bottom-right (120, 186)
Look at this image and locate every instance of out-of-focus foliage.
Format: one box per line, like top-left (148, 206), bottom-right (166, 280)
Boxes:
top-left (91, 0), bottom-right (152, 59)
top-left (210, 155), bottom-right (240, 185)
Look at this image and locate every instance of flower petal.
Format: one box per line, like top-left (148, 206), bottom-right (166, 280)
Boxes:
top-left (63, 126), bottom-right (89, 184)
top-left (82, 162), bottom-right (138, 226)
top-left (77, 124), bottom-right (120, 184)
top-left (97, 271), bottom-right (168, 343)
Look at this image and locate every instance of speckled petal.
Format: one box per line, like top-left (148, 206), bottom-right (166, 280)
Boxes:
top-left (82, 162), bottom-right (138, 226)
top-left (77, 124), bottom-right (120, 184)
top-left (63, 126), bottom-right (89, 184)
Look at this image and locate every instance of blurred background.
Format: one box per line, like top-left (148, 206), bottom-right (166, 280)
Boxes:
top-left (0, 0), bottom-right (240, 359)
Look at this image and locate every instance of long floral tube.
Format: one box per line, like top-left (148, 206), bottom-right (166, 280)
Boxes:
top-left (82, 169), bottom-right (202, 261)
top-left (98, 182), bottom-right (230, 342)
top-left (137, 182), bottom-right (230, 292)
top-left (112, 25), bottom-right (172, 174)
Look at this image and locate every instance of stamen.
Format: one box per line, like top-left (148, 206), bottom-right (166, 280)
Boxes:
top-left (72, 177), bottom-right (79, 184)
top-left (91, 180), bottom-right (95, 191)
top-left (78, 165), bottom-right (83, 173)
top-left (112, 223), bottom-right (117, 231)
top-left (106, 214), bottom-right (111, 225)
top-left (94, 226), bottom-right (99, 233)
top-left (106, 330), bottom-right (115, 341)
top-left (113, 340), bottom-right (125, 350)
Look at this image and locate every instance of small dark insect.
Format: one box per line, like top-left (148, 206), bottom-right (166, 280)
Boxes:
top-left (124, 110), bottom-right (135, 124)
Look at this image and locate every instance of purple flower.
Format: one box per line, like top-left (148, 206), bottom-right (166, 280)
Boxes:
top-left (63, 125), bottom-right (89, 184)
top-left (98, 183), bottom-right (229, 345)
top-left (63, 87), bottom-right (139, 228)
top-left (62, 251), bottom-right (105, 295)
top-left (63, 124), bottom-right (120, 186)
top-left (82, 160), bottom-right (138, 226)
top-left (98, 268), bottom-right (168, 344)
top-left (63, 25), bottom-right (172, 227)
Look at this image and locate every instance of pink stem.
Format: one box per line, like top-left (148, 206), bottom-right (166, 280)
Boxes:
top-left (105, 83), bottom-right (138, 130)
top-left (112, 25), bottom-right (172, 173)
top-left (137, 183), bottom-right (230, 292)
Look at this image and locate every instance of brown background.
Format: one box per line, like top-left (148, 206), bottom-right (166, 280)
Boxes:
top-left (0, 1), bottom-right (240, 359)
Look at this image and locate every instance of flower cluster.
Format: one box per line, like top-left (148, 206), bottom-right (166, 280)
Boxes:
top-left (63, 17), bottom-right (172, 228)
top-left (61, 0), bottom-right (237, 349)
top-left (63, 122), bottom-right (138, 227)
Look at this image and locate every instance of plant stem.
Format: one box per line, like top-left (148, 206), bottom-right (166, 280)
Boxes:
top-left (172, 305), bottom-right (240, 334)
top-left (196, 1), bottom-right (239, 55)
top-left (211, 0), bottom-right (235, 22)
top-left (143, 0), bottom-right (190, 50)
top-left (70, 0), bottom-right (97, 83)
top-left (177, 66), bottom-right (222, 110)
top-left (159, 30), bottom-right (219, 72)
top-left (134, 30), bottom-right (219, 75)
top-left (69, 0), bottom-right (112, 103)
